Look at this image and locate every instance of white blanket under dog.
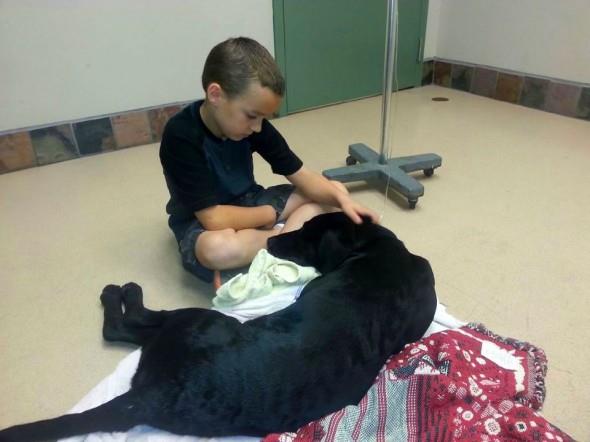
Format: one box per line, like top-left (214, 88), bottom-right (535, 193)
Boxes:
top-left (61, 287), bottom-right (463, 442)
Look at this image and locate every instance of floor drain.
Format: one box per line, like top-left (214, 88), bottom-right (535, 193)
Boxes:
top-left (432, 97), bottom-right (450, 102)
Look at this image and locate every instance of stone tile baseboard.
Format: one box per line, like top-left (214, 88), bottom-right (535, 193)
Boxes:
top-left (422, 58), bottom-right (590, 121)
top-left (3, 60), bottom-right (589, 175)
top-left (0, 103), bottom-right (186, 174)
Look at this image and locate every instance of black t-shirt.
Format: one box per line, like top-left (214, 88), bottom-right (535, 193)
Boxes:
top-left (159, 100), bottom-right (303, 238)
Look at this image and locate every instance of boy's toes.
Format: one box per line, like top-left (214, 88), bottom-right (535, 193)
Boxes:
top-left (213, 270), bottom-right (221, 291)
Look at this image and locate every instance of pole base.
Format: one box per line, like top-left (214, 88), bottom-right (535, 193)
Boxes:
top-left (322, 143), bottom-right (442, 209)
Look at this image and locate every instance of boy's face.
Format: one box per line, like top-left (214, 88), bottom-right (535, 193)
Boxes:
top-left (205, 81), bottom-right (282, 141)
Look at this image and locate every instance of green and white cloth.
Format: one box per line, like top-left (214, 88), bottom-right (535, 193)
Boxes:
top-left (212, 249), bottom-right (320, 309)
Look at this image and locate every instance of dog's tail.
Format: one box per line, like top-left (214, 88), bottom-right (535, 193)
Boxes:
top-left (0, 391), bottom-right (142, 442)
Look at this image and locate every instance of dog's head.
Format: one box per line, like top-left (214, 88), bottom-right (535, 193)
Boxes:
top-left (268, 212), bottom-right (383, 273)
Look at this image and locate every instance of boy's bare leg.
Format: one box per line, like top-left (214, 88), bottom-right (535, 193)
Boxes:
top-left (202, 205), bottom-right (325, 289)
top-left (205, 181), bottom-right (349, 288)
top-left (278, 181), bottom-right (348, 233)
top-left (280, 202), bottom-right (337, 233)
top-left (200, 227), bottom-right (282, 290)
top-left (197, 227), bottom-right (281, 271)
top-left (207, 207), bottom-right (323, 289)
top-left (279, 181), bottom-right (348, 222)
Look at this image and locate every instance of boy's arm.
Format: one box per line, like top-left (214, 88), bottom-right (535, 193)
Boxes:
top-left (286, 166), bottom-right (380, 224)
top-left (195, 205), bottom-right (276, 231)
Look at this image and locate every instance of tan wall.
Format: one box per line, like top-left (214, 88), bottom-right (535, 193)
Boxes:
top-left (425, 0), bottom-right (590, 84)
top-left (0, 0), bottom-right (274, 132)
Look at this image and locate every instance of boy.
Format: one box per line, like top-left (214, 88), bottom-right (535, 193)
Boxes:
top-left (160, 37), bottom-right (378, 287)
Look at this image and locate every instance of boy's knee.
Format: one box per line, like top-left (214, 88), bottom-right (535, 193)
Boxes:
top-left (196, 229), bottom-right (243, 269)
top-left (299, 202), bottom-right (334, 218)
top-left (330, 180), bottom-right (348, 194)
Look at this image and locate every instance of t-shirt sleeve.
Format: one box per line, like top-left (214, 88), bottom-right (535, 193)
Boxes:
top-left (250, 119), bottom-right (303, 176)
top-left (159, 128), bottom-right (218, 213)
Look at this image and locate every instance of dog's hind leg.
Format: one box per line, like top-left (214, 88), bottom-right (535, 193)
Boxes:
top-left (100, 284), bottom-right (131, 343)
top-left (100, 284), bottom-right (164, 345)
top-left (121, 282), bottom-right (166, 327)
top-left (0, 390), bottom-right (142, 442)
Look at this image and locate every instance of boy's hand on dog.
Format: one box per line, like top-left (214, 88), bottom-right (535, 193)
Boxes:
top-left (340, 198), bottom-right (380, 224)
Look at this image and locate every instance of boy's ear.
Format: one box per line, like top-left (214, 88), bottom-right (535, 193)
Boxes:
top-left (206, 82), bottom-right (224, 104)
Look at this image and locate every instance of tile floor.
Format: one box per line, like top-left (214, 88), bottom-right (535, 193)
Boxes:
top-left (0, 85), bottom-right (588, 439)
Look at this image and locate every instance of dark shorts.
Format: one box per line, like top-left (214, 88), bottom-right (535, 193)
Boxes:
top-left (177, 184), bottom-right (295, 283)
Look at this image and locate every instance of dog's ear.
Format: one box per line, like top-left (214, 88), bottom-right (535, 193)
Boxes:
top-left (268, 230), bottom-right (315, 266)
top-left (315, 222), bottom-right (355, 273)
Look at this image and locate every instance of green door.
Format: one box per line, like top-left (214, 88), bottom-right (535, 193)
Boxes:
top-left (273, 0), bottom-right (428, 115)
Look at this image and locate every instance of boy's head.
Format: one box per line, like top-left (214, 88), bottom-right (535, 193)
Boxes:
top-left (202, 37), bottom-right (284, 99)
top-left (201, 37), bottom-right (284, 141)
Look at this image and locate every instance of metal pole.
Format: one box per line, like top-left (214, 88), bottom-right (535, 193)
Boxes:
top-left (378, 0), bottom-right (397, 164)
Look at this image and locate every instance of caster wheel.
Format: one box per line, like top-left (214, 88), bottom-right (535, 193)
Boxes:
top-left (346, 155), bottom-right (357, 166)
top-left (423, 168), bottom-right (434, 177)
top-left (408, 199), bottom-right (417, 209)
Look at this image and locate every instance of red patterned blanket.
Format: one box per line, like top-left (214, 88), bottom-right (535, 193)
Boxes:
top-left (264, 324), bottom-right (573, 442)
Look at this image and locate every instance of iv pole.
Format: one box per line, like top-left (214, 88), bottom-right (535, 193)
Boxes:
top-left (322, 0), bottom-right (442, 209)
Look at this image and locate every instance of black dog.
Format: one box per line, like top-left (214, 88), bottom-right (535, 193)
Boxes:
top-left (0, 212), bottom-right (437, 442)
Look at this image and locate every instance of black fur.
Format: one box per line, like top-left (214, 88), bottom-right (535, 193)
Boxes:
top-left (0, 212), bottom-right (437, 442)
